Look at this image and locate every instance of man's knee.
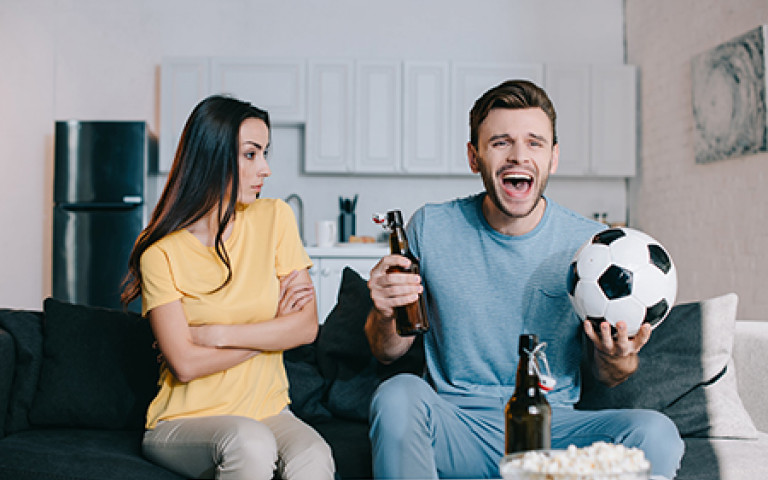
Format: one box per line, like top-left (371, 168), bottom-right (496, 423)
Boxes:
top-left (369, 374), bottom-right (431, 438)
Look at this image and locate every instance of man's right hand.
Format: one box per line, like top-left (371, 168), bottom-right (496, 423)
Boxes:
top-left (367, 254), bottom-right (424, 319)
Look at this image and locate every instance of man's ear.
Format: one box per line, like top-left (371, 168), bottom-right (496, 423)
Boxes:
top-left (550, 142), bottom-right (560, 174)
top-left (467, 142), bottom-right (480, 173)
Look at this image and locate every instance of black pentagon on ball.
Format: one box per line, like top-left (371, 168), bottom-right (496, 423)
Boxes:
top-left (566, 261), bottom-right (579, 296)
top-left (598, 264), bottom-right (633, 299)
top-left (644, 298), bottom-right (669, 326)
top-left (648, 244), bottom-right (672, 274)
top-left (592, 228), bottom-right (626, 246)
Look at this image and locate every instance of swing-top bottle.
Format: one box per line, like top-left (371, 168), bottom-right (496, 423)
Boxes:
top-left (385, 210), bottom-right (429, 336)
top-left (505, 334), bottom-right (552, 454)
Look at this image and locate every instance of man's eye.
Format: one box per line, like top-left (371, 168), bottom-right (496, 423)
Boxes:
top-left (492, 140), bottom-right (508, 148)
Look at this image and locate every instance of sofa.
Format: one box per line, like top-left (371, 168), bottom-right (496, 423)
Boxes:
top-left (0, 267), bottom-right (766, 480)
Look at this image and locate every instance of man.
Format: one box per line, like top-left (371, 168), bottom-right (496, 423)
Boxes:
top-left (365, 80), bottom-right (683, 480)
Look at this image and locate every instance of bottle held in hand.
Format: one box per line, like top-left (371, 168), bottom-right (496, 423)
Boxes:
top-left (505, 334), bottom-right (552, 454)
top-left (380, 210), bottom-right (429, 336)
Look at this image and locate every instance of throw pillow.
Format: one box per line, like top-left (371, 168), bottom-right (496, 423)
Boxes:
top-left (29, 298), bottom-right (159, 430)
top-left (578, 292), bottom-right (757, 439)
top-left (0, 309), bottom-right (44, 434)
top-left (316, 267), bottom-right (424, 421)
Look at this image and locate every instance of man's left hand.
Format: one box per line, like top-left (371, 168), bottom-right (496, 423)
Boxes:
top-left (583, 320), bottom-right (651, 386)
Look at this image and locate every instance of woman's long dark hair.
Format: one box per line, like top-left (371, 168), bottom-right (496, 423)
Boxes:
top-left (121, 95), bottom-right (270, 307)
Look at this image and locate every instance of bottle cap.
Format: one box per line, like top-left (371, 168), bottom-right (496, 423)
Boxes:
top-left (518, 334), bottom-right (538, 356)
top-left (387, 210), bottom-right (404, 227)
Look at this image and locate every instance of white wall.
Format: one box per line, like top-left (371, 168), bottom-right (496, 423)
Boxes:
top-left (0, 0), bottom-right (626, 309)
top-left (626, 0), bottom-right (768, 319)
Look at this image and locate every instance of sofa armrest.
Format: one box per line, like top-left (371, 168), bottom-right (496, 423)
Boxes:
top-left (0, 327), bottom-right (15, 437)
top-left (733, 320), bottom-right (768, 432)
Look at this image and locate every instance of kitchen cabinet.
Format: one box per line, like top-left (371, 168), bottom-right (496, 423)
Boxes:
top-left (304, 60), bottom-right (354, 173)
top-left (354, 61), bottom-right (402, 173)
top-left (589, 65), bottom-right (637, 176)
top-left (402, 62), bottom-right (450, 173)
top-left (449, 62), bottom-right (545, 174)
top-left (545, 64), bottom-right (637, 177)
top-left (305, 60), bottom-right (450, 175)
top-left (159, 57), bottom-right (210, 173)
top-left (159, 57), bottom-right (306, 173)
top-left (307, 245), bottom-right (388, 323)
top-left (210, 58), bottom-right (306, 125)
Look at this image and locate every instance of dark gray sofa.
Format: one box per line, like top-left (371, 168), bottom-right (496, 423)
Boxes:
top-left (1, 268), bottom-right (765, 480)
top-left (0, 268), bottom-right (422, 480)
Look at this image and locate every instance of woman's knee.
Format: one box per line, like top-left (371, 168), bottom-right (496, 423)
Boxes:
top-left (216, 417), bottom-right (278, 480)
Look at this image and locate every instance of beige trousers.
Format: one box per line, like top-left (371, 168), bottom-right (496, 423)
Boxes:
top-left (142, 408), bottom-right (335, 480)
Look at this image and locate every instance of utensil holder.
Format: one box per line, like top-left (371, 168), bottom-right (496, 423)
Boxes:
top-left (339, 212), bottom-right (356, 243)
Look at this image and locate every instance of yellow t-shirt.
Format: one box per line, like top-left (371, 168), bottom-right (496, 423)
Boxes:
top-left (140, 198), bottom-right (312, 429)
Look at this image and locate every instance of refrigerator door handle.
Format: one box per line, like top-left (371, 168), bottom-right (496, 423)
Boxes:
top-left (60, 203), bottom-right (141, 211)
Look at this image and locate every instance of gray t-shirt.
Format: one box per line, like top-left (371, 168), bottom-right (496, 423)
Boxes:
top-left (407, 193), bottom-right (603, 407)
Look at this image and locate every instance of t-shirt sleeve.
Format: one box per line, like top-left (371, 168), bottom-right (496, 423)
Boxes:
top-left (139, 243), bottom-right (183, 316)
top-left (274, 200), bottom-right (313, 276)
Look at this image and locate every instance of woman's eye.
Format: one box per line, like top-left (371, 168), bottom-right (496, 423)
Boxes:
top-left (244, 151), bottom-right (256, 160)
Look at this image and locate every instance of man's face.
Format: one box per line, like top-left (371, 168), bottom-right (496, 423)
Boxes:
top-left (468, 107), bottom-right (559, 229)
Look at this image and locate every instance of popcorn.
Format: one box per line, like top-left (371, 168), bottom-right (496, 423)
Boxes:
top-left (500, 442), bottom-right (651, 479)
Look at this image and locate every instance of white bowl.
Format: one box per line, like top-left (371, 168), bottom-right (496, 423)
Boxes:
top-left (499, 449), bottom-right (651, 480)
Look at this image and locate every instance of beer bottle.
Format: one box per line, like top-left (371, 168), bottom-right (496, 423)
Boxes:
top-left (505, 334), bottom-right (552, 454)
top-left (385, 210), bottom-right (429, 336)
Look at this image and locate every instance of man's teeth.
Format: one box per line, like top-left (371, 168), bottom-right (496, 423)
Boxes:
top-left (502, 173), bottom-right (533, 182)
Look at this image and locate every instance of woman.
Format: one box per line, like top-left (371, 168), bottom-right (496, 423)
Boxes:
top-left (121, 95), bottom-right (335, 480)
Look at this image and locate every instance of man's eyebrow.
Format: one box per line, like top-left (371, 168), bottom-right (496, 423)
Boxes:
top-left (488, 132), bottom-right (549, 144)
top-left (488, 133), bottom-right (512, 142)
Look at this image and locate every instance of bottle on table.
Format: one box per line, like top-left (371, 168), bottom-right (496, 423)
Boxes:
top-left (505, 334), bottom-right (552, 454)
top-left (384, 210), bottom-right (429, 336)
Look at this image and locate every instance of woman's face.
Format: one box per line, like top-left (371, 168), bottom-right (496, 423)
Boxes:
top-left (236, 117), bottom-right (271, 204)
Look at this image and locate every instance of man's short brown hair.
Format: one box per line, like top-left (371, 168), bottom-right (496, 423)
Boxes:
top-left (469, 79), bottom-right (557, 149)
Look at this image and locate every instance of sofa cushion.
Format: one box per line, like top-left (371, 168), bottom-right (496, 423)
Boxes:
top-left (578, 293), bottom-right (757, 439)
top-left (284, 342), bottom-right (333, 421)
top-left (0, 309), bottom-right (44, 434)
top-left (316, 267), bottom-right (424, 422)
top-left (28, 298), bottom-right (159, 430)
top-left (0, 428), bottom-right (184, 480)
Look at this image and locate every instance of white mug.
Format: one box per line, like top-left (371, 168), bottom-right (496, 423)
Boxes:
top-left (315, 220), bottom-right (337, 247)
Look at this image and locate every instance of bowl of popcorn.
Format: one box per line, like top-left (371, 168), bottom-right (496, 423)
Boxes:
top-left (499, 442), bottom-right (651, 480)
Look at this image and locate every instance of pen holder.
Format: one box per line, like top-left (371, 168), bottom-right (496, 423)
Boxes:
top-left (339, 212), bottom-right (356, 243)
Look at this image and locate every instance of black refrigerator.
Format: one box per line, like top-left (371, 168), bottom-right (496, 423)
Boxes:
top-left (52, 120), bottom-right (146, 311)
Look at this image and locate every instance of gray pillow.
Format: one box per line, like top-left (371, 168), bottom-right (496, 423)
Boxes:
top-left (578, 293), bottom-right (757, 439)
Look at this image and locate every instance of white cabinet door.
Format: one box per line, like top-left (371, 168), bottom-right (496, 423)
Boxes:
top-left (210, 58), bottom-right (306, 124)
top-left (450, 63), bottom-right (545, 175)
top-left (590, 65), bottom-right (637, 177)
top-left (545, 64), bottom-right (591, 176)
top-left (354, 60), bottom-right (402, 173)
top-left (305, 61), bottom-right (354, 173)
top-left (159, 57), bottom-right (210, 172)
top-left (402, 62), bottom-right (450, 174)
top-left (310, 256), bottom-right (380, 324)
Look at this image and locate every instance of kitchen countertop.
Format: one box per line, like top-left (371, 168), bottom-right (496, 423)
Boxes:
top-left (305, 243), bottom-right (389, 257)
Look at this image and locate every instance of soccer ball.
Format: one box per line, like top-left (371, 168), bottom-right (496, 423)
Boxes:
top-left (567, 227), bottom-right (677, 336)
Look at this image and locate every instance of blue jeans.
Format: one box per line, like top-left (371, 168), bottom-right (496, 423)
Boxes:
top-left (369, 374), bottom-right (683, 479)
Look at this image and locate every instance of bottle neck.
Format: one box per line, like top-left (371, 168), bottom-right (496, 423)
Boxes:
top-left (389, 226), bottom-right (410, 256)
top-left (515, 353), bottom-right (542, 394)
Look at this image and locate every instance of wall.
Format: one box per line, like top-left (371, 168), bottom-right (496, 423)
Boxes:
top-left (0, 0), bottom-right (626, 309)
top-left (625, 0), bottom-right (768, 319)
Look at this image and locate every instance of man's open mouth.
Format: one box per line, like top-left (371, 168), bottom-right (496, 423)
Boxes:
top-left (501, 172), bottom-right (533, 194)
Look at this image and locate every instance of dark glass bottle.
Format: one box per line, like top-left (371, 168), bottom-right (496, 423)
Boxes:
top-left (505, 334), bottom-right (552, 454)
top-left (385, 210), bottom-right (429, 336)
